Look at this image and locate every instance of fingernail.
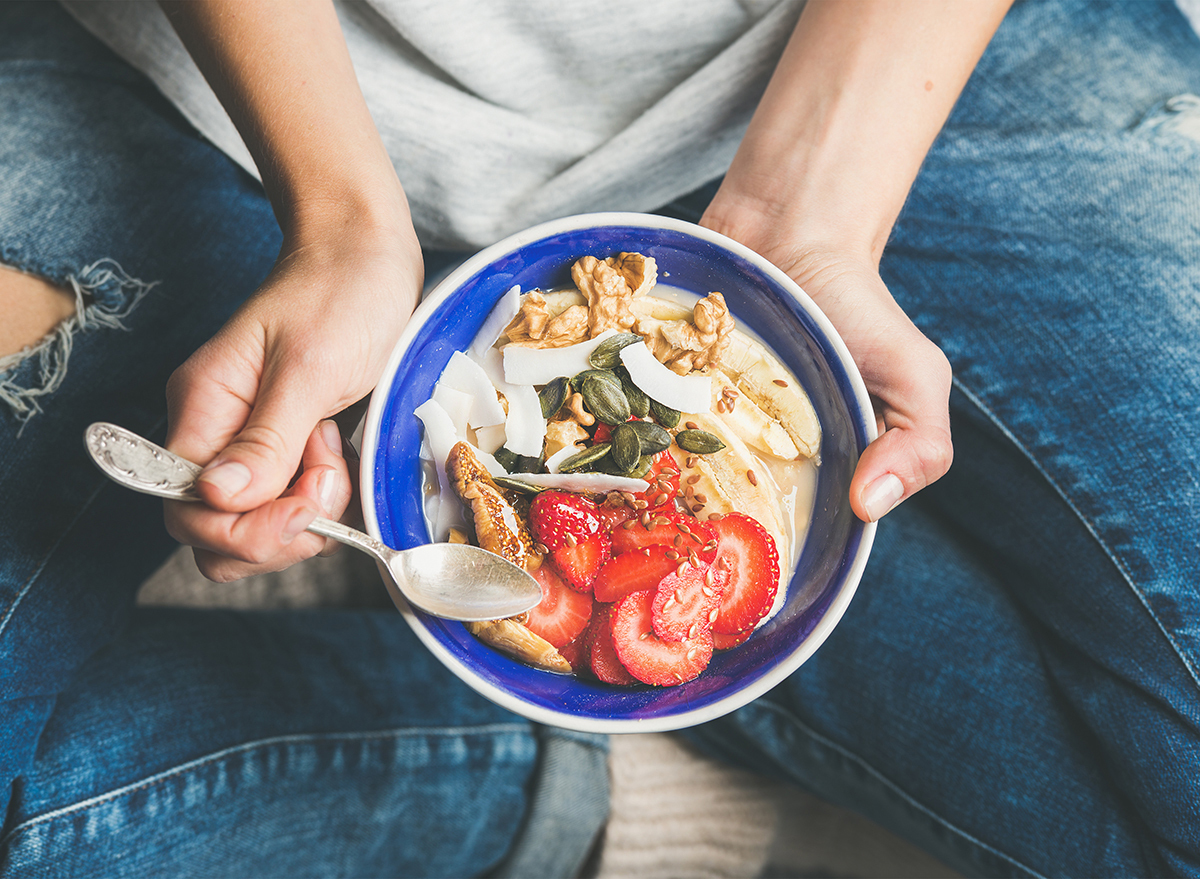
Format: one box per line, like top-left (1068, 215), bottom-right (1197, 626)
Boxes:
top-left (862, 473), bottom-right (904, 522)
top-left (319, 469), bottom-right (339, 514)
top-left (321, 420), bottom-right (343, 457)
top-left (198, 460), bottom-right (252, 498)
top-left (281, 507), bottom-right (315, 543)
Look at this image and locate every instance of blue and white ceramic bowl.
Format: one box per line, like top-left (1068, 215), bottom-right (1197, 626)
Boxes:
top-left (361, 212), bottom-right (877, 734)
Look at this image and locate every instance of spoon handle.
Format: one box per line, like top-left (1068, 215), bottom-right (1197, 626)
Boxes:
top-left (85, 422), bottom-right (203, 502)
top-left (84, 422), bottom-right (390, 564)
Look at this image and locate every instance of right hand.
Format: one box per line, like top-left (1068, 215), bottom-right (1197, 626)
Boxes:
top-left (163, 210), bottom-right (422, 581)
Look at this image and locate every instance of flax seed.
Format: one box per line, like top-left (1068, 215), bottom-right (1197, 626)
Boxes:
top-left (694, 493), bottom-right (707, 504)
top-left (673, 534), bottom-right (683, 547)
top-left (621, 519), bottom-right (637, 530)
top-left (676, 561), bottom-right (689, 576)
top-left (640, 632), bottom-right (650, 640)
top-left (634, 499), bottom-right (649, 510)
top-left (709, 608), bottom-right (720, 624)
top-left (687, 474), bottom-right (701, 485)
top-left (640, 511), bottom-right (652, 527)
top-left (708, 512), bottom-right (724, 521)
top-left (691, 503), bottom-right (705, 514)
top-left (704, 569), bottom-right (714, 586)
top-left (534, 542), bottom-right (549, 555)
top-left (685, 455), bottom-right (698, 468)
top-left (688, 624), bottom-right (699, 640)
top-left (702, 586), bottom-right (715, 598)
top-left (653, 492), bottom-right (669, 507)
top-left (663, 596), bottom-right (676, 610)
top-left (689, 550), bottom-right (699, 566)
top-left (686, 647), bottom-right (698, 661)
top-left (773, 379), bottom-right (788, 387)
top-left (685, 485), bottom-right (694, 499)
top-left (685, 420), bottom-right (699, 430)
top-left (666, 549), bottom-right (679, 560)
top-left (746, 469), bottom-right (758, 486)
top-left (565, 533), bottom-right (578, 547)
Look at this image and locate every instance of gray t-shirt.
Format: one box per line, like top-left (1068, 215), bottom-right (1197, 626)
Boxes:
top-left (64, 0), bottom-right (803, 249)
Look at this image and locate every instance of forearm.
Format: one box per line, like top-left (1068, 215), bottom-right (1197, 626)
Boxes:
top-left (159, 0), bottom-right (412, 254)
top-left (707, 0), bottom-right (1011, 264)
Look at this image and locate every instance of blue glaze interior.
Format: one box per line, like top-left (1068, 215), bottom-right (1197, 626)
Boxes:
top-left (373, 222), bottom-right (871, 723)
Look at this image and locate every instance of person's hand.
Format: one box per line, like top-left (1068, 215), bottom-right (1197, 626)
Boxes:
top-left (162, 214), bottom-right (422, 580)
top-left (703, 212), bottom-right (952, 522)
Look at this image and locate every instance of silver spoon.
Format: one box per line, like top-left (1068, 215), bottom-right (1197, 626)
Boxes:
top-left (83, 422), bottom-right (542, 622)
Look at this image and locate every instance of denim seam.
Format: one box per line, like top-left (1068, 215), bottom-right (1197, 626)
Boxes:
top-left (0, 412), bottom-right (167, 652)
top-left (952, 377), bottom-right (1200, 694)
top-left (752, 699), bottom-right (1046, 879)
top-left (0, 721), bottom-right (532, 850)
top-left (0, 484), bottom-right (107, 650)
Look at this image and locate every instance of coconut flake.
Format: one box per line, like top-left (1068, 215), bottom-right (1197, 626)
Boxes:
top-left (544, 443), bottom-right (583, 474)
top-left (502, 329), bottom-right (620, 386)
top-left (477, 348), bottom-right (546, 458)
top-left (620, 342), bottom-right (712, 414)
top-left (512, 472), bottom-right (650, 493)
top-left (473, 423), bottom-right (507, 455)
top-left (414, 399), bottom-right (466, 540)
top-left (432, 384), bottom-right (472, 437)
top-left (438, 351), bottom-right (506, 428)
top-left (472, 284), bottom-right (521, 357)
top-left (501, 384), bottom-right (545, 458)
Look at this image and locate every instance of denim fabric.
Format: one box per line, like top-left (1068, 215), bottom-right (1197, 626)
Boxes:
top-left (2, 1), bottom-right (1199, 878)
top-left (685, 1), bottom-right (1200, 876)
top-left (0, 4), bottom-right (606, 878)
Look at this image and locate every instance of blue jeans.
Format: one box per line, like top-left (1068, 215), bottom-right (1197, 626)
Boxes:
top-left (1, 1), bottom-right (1198, 877)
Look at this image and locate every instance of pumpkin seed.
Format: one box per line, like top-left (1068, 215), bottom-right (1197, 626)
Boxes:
top-left (493, 476), bottom-right (546, 495)
top-left (610, 422), bottom-right (641, 473)
top-left (557, 442), bottom-right (612, 473)
top-left (581, 375), bottom-right (630, 425)
top-left (617, 365), bottom-right (650, 418)
top-left (588, 333), bottom-right (644, 369)
top-left (627, 454), bottom-right (654, 479)
top-left (675, 429), bottom-right (726, 455)
top-left (628, 420), bottom-right (671, 455)
top-left (649, 398), bottom-right (680, 429)
top-left (570, 368), bottom-right (623, 394)
top-left (538, 376), bottom-right (568, 419)
top-left (494, 445), bottom-right (543, 473)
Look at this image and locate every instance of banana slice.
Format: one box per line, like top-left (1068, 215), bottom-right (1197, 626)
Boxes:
top-left (633, 298), bottom-right (820, 459)
top-left (709, 371), bottom-right (799, 461)
top-left (717, 333), bottom-right (820, 459)
top-left (465, 619), bottom-right (571, 674)
top-left (670, 412), bottom-right (789, 564)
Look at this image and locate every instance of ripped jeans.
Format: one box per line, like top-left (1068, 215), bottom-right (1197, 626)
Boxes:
top-left (2, 1), bottom-right (1200, 877)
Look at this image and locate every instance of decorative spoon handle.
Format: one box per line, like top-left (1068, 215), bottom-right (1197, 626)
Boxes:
top-left (85, 422), bottom-right (203, 502)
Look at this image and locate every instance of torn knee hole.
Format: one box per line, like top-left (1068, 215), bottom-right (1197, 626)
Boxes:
top-left (0, 259), bottom-right (158, 424)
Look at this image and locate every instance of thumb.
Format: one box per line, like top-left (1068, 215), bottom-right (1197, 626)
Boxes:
top-left (169, 345), bottom-right (333, 513)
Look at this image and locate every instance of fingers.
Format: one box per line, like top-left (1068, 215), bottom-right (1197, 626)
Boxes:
top-left (166, 420), bottom-right (355, 581)
top-left (849, 340), bottom-right (954, 523)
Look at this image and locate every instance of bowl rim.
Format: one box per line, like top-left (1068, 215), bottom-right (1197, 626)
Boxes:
top-left (361, 211), bottom-right (878, 734)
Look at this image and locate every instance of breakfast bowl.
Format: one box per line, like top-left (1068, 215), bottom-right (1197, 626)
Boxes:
top-left (360, 212), bottom-right (877, 734)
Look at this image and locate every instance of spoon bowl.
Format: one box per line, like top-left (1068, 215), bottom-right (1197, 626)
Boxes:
top-left (84, 422), bottom-right (542, 622)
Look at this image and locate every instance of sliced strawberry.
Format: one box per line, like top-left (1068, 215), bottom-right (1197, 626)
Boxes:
top-left (711, 512), bottom-right (780, 634)
top-left (588, 602), bottom-right (638, 685)
top-left (525, 564), bottom-right (593, 647)
top-left (712, 628), bottom-right (754, 650)
top-left (611, 512), bottom-right (718, 560)
top-left (595, 499), bottom-right (636, 532)
top-left (558, 633), bottom-right (589, 671)
top-left (635, 451), bottom-right (680, 511)
top-left (529, 490), bottom-right (601, 551)
top-left (611, 590), bottom-right (714, 686)
top-left (591, 422), bottom-right (613, 443)
top-left (592, 544), bottom-right (677, 603)
top-left (550, 531), bottom-right (611, 592)
top-left (651, 562), bottom-right (728, 642)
